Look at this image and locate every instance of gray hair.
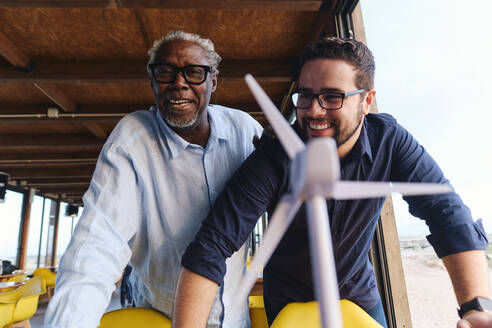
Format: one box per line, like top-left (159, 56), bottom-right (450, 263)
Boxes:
top-left (147, 30), bottom-right (221, 75)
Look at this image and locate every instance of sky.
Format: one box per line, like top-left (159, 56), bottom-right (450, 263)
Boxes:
top-left (361, 0), bottom-right (492, 237)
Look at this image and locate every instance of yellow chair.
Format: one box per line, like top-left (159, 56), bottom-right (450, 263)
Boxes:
top-left (0, 276), bottom-right (46, 328)
top-left (32, 268), bottom-right (56, 300)
top-left (98, 307), bottom-right (171, 328)
top-left (5, 275), bottom-right (27, 284)
top-left (270, 299), bottom-right (383, 328)
top-left (249, 295), bottom-right (269, 328)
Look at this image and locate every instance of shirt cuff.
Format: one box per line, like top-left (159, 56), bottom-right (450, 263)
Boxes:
top-left (181, 238), bottom-right (228, 286)
top-left (427, 219), bottom-right (489, 258)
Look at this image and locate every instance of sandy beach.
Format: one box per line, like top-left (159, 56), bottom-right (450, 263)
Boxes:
top-left (401, 241), bottom-right (492, 328)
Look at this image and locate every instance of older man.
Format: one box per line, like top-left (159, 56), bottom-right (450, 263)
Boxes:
top-left (43, 30), bottom-right (262, 328)
top-left (173, 37), bottom-right (492, 328)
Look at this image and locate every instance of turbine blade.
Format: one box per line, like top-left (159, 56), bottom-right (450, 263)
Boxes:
top-left (245, 74), bottom-right (305, 159)
top-left (329, 181), bottom-right (453, 200)
top-left (306, 196), bottom-right (343, 328)
top-left (235, 195), bottom-right (302, 302)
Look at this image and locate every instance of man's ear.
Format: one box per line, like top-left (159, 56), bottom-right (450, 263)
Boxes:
top-left (363, 89), bottom-right (376, 115)
top-left (211, 73), bottom-right (218, 93)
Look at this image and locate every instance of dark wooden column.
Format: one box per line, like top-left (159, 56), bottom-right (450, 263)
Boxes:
top-left (16, 188), bottom-right (35, 270)
top-left (51, 200), bottom-right (61, 267)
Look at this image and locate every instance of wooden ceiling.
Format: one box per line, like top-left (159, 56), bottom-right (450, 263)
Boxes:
top-left (0, 0), bottom-right (343, 205)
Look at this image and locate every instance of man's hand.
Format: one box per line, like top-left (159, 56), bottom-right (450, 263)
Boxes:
top-left (252, 125), bottom-right (276, 148)
top-left (457, 310), bottom-right (492, 327)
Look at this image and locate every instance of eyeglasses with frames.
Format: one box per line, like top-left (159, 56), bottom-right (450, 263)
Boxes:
top-left (291, 89), bottom-right (367, 110)
top-left (148, 63), bottom-right (212, 85)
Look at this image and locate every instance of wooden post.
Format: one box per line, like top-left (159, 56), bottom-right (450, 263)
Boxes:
top-left (352, 3), bottom-right (412, 327)
top-left (16, 188), bottom-right (35, 270)
top-left (51, 200), bottom-right (61, 267)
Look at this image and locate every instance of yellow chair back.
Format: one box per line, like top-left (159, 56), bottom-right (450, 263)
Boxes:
top-left (0, 301), bottom-right (14, 328)
top-left (5, 275), bottom-right (27, 283)
top-left (0, 276), bottom-right (46, 327)
top-left (98, 307), bottom-right (171, 328)
top-left (270, 299), bottom-right (383, 328)
top-left (249, 295), bottom-right (269, 328)
top-left (32, 268), bottom-right (57, 287)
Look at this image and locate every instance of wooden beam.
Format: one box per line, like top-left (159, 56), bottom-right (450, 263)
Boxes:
top-left (0, 104), bottom-right (146, 115)
top-left (0, 31), bottom-right (30, 68)
top-left (0, 0), bottom-right (112, 7)
top-left (16, 188), bottom-right (35, 269)
top-left (12, 178), bottom-right (91, 188)
top-left (0, 162), bottom-right (97, 169)
top-left (0, 116), bottom-right (121, 125)
top-left (38, 186), bottom-right (89, 194)
top-left (81, 122), bottom-right (108, 140)
top-left (0, 0), bottom-right (322, 10)
top-left (0, 59), bottom-right (294, 83)
top-left (6, 166), bottom-right (95, 179)
top-left (56, 196), bottom-right (83, 206)
top-left (120, 0), bottom-right (322, 10)
top-left (0, 103), bottom-right (261, 117)
top-left (0, 153), bottom-right (99, 163)
top-left (21, 177), bottom-right (92, 186)
top-left (29, 181), bottom-right (90, 188)
top-left (0, 134), bottom-right (103, 152)
top-left (33, 83), bottom-right (78, 112)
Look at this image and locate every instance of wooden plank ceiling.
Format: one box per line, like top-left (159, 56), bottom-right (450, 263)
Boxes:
top-left (0, 0), bottom-right (339, 205)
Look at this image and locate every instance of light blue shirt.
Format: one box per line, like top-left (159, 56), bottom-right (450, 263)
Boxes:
top-left (44, 105), bottom-right (263, 328)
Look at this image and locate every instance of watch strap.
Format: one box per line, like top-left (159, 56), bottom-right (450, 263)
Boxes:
top-left (458, 297), bottom-right (492, 318)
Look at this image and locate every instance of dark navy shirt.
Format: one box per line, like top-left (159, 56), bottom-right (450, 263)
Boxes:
top-left (182, 113), bottom-right (488, 324)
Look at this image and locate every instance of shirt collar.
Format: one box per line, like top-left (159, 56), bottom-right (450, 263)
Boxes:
top-left (207, 105), bottom-right (230, 143)
top-left (348, 117), bottom-right (373, 163)
top-left (294, 118), bottom-right (373, 163)
top-left (152, 105), bottom-right (229, 159)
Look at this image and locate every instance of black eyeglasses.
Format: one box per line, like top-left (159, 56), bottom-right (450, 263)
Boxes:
top-left (291, 89), bottom-right (367, 110)
top-left (148, 63), bottom-right (212, 85)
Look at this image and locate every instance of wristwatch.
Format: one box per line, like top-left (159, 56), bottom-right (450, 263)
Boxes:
top-left (458, 297), bottom-right (492, 318)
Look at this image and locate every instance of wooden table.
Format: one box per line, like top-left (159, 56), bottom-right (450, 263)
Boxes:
top-left (249, 278), bottom-right (263, 296)
top-left (0, 274), bottom-right (17, 282)
top-left (0, 281), bottom-right (24, 292)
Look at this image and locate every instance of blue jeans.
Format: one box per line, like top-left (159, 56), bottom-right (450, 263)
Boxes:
top-left (366, 299), bottom-right (388, 328)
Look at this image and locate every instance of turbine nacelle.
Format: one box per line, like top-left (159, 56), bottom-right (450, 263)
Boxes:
top-left (291, 138), bottom-right (340, 198)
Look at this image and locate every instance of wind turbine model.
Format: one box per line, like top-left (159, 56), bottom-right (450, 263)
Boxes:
top-left (235, 74), bottom-right (453, 328)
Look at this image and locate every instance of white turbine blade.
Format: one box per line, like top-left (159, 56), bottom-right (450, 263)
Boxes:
top-left (244, 74), bottom-right (304, 159)
top-left (306, 196), bottom-right (343, 328)
top-left (235, 195), bottom-right (302, 302)
top-left (329, 181), bottom-right (453, 200)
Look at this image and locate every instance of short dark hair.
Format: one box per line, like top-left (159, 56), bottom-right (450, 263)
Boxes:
top-left (298, 37), bottom-right (375, 89)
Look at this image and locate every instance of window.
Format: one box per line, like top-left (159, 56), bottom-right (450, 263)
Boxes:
top-left (55, 202), bottom-right (81, 265)
top-left (0, 189), bottom-right (24, 266)
top-left (25, 196), bottom-right (53, 272)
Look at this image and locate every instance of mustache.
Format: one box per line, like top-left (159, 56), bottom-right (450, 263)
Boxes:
top-left (301, 117), bottom-right (338, 126)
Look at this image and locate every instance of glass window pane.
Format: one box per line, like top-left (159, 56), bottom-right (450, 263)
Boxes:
top-left (0, 189), bottom-right (24, 267)
top-left (25, 195), bottom-right (46, 272)
top-left (56, 202), bottom-right (81, 265)
top-left (39, 198), bottom-right (53, 268)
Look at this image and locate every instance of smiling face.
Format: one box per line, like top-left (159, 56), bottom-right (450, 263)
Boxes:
top-left (150, 40), bottom-right (217, 132)
top-left (296, 58), bottom-right (375, 158)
